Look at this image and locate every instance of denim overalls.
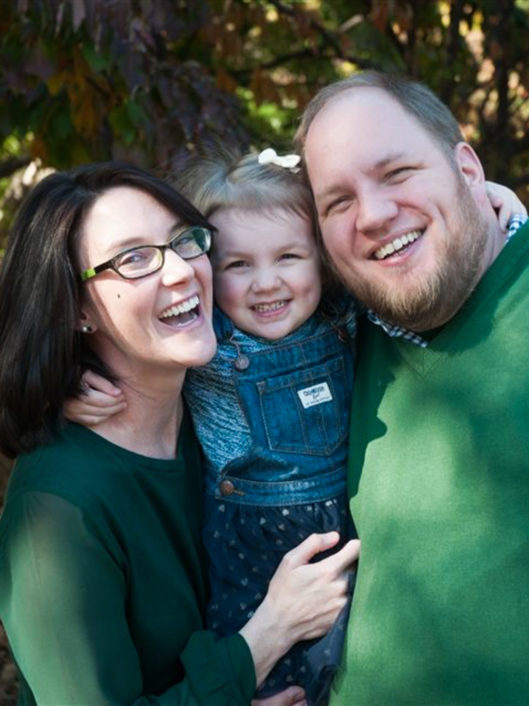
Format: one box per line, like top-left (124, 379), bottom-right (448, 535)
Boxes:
top-left (184, 298), bottom-right (357, 704)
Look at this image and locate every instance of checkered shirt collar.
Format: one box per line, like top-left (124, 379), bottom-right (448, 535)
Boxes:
top-left (367, 214), bottom-right (528, 348)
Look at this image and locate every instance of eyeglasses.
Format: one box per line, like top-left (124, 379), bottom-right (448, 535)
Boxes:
top-left (80, 226), bottom-right (212, 281)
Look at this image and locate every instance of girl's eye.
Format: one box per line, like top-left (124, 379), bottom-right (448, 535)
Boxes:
top-left (280, 252), bottom-right (300, 261)
top-left (225, 260), bottom-right (248, 270)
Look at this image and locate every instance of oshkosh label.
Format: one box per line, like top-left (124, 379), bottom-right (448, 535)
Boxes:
top-left (297, 382), bottom-right (333, 409)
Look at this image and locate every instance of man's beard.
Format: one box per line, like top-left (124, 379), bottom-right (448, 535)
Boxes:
top-left (339, 185), bottom-right (491, 332)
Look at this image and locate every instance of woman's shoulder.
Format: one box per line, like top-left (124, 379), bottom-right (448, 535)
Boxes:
top-left (0, 426), bottom-right (116, 566)
top-left (8, 418), bottom-right (199, 505)
top-left (4, 422), bottom-right (132, 515)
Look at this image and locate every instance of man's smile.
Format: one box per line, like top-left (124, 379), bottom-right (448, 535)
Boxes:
top-left (373, 229), bottom-right (424, 260)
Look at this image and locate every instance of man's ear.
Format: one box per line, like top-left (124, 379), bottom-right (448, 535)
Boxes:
top-left (454, 142), bottom-right (485, 187)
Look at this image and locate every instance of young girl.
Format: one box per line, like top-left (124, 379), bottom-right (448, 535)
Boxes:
top-left (67, 151), bottom-right (526, 704)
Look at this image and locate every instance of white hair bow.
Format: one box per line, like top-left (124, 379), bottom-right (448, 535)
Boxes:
top-left (258, 148), bottom-right (301, 170)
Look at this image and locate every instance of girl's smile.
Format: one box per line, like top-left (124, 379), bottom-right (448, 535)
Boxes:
top-left (210, 206), bottom-right (322, 340)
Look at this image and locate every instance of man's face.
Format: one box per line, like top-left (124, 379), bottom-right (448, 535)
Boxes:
top-left (304, 87), bottom-right (500, 331)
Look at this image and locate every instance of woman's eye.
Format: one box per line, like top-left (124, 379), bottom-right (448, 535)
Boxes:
top-left (119, 249), bottom-right (150, 266)
top-left (280, 252), bottom-right (300, 261)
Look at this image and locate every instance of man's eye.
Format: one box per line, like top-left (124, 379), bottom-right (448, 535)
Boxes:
top-left (386, 167), bottom-right (413, 181)
top-left (326, 196), bottom-right (352, 216)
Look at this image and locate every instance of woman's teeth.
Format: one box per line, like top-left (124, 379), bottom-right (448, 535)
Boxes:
top-left (374, 230), bottom-right (422, 260)
top-left (159, 295), bottom-right (199, 321)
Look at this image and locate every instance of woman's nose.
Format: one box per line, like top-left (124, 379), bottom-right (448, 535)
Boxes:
top-left (160, 249), bottom-right (195, 286)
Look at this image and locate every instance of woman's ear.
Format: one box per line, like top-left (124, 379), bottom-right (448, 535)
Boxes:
top-left (78, 312), bottom-right (97, 335)
top-left (454, 142), bottom-right (485, 187)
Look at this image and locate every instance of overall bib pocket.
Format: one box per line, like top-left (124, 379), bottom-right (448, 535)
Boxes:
top-left (256, 357), bottom-right (350, 456)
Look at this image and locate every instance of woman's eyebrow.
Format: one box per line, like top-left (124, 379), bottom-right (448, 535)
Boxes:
top-left (102, 221), bottom-right (184, 256)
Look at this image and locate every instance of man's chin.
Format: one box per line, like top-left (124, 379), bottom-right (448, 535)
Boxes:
top-left (351, 272), bottom-right (459, 331)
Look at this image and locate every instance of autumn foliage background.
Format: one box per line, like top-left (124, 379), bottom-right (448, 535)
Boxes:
top-left (1, 1), bottom-right (529, 702)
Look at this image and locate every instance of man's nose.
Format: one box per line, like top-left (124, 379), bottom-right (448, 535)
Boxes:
top-left (356, 187), bottom-right (398, 234)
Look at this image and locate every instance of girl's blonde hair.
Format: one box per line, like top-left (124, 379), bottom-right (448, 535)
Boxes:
top-left (176, 149), bottom-right (313, 220)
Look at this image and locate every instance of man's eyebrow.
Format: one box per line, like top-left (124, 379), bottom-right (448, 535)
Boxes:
top-left (314, 152), bottom-right (410, 202)
top-left (313, 184), bottom-right (346, 203)
top-left (373, 152), bottom-right (406, 169)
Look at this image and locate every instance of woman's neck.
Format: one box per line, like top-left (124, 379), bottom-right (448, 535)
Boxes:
top-left (87, 372), bottom-right (185, 459)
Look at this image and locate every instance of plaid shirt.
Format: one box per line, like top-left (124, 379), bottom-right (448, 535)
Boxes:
top-left (367, 214), bottom-right (528, 348)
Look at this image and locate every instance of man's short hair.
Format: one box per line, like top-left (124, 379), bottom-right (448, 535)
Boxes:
top-left (295, 71), bottom-right (464, 162)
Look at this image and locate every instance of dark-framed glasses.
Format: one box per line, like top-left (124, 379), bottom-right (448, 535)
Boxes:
top-left (81, 225), bottom-right (212, 282)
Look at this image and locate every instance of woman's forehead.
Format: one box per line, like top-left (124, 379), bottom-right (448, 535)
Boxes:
top-left (80, 187), bottom-right (181, 259)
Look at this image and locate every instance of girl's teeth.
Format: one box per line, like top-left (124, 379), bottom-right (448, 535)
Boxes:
top-left (253, 301), bottom-right (285, 312)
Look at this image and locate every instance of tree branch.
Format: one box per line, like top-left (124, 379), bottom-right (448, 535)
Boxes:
top-left (0, 156), bottom-right (32, 180)
top-left (264, 0), bottom-right (376, 68)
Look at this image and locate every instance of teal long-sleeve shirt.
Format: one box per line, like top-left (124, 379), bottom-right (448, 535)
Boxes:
top-left (0, 417), bottom-right (255, 705)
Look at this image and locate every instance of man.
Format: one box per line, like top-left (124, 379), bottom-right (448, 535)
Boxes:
top-left (295, 71), bottom-right (529, 705)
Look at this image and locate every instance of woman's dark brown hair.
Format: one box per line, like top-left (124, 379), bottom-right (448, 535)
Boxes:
top-left (0, 161), bottom-right (211, 458)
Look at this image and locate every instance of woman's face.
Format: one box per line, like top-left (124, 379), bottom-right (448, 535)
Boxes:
top-left (77, 186), bottom-right (216, 383)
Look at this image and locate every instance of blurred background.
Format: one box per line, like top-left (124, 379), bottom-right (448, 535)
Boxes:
top-left (1, 0), bottom-right (528, 701)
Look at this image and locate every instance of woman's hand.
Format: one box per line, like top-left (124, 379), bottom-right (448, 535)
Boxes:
top-left (63, 370), bottom-right (126, 425)
top-left (485, 180), bottom-right (527, 231)
top-left (252, 686), bottom-right (307, 706)
top-left (240, 531), bottom-right (360, 687)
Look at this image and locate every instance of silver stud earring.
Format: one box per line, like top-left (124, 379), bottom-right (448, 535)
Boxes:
top-left (81, 324), bottom-right (93, 334)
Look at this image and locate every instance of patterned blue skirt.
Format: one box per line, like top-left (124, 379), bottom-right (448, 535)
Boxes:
top-left (204, 493), bottom-right (356, 705)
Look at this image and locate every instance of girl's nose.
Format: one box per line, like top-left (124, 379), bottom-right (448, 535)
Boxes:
top-left (251, 267), bottom-right (281, 292)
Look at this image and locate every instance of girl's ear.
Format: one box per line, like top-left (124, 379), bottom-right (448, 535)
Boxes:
top-left (454, 142), bottom-right (485, 187)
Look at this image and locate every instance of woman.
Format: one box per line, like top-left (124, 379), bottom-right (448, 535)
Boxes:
top-left (0, 162), bottom-right (359, 705)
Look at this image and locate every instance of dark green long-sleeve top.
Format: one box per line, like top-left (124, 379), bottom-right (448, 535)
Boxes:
top-left (331, 222), bottom-right (529, 705)
top-left (0, 416), bottom-right (256, 705)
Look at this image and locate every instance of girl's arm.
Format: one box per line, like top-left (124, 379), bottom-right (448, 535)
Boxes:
top-left (486, 181), bottom-right (527, 231)
top-left (64, 370), bottom-right (126, 425)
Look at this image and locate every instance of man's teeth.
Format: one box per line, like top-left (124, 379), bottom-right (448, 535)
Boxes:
top-left (374, 230), bottom-right (422, 260)
top-left (252, 300), bottom-right (286, 313)
top-left (159, 295), bottom-right (199, 319)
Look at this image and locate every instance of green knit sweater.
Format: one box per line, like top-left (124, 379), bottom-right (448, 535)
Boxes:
top-left (331, 222), bottom-right (529, 706)
top-left (0, 416), bottom-right (255, 705)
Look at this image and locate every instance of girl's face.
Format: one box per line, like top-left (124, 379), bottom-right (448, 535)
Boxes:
top-left (209, 207), bottom-right (322, 340)
top-left (78, 186), bottom-right (216, 385)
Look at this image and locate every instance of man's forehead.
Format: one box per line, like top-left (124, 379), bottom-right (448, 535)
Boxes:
top-left (307, 86), bottom-right (412, 142)
top-left (304, 88), bottom-right (438, 178)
